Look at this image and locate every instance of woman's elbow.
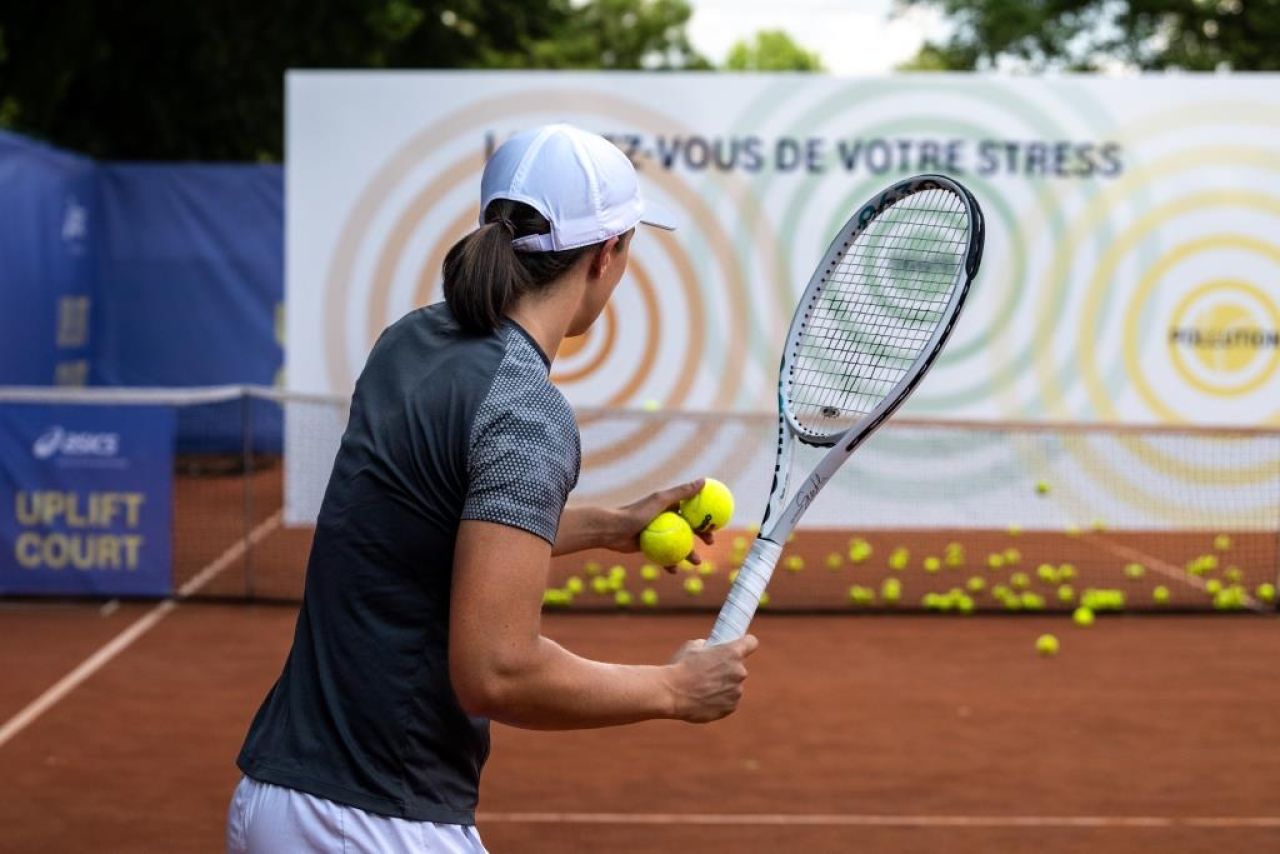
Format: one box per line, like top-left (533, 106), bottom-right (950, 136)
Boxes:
top-left (450, 654), bottom-right (527, 718)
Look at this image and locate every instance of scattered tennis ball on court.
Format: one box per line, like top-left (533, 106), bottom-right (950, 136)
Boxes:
top-left (944, 550), bottom-right (965, 568)
top-left (847, 585), bottom-right (875, 606)
top-left (683, 576), bottom-right (704, 596)
top-left (1213, 588), bottom-right (1240, 611)
top-left (888, 547), bottom-right (910, 571)
top-left (639, 511), bottom-right (694, 566)
top-left (640, 588), bottom-right (659, 607)
top-left (542, 589), bottom-right (570, 607)
top-left (956, 594), bottom-right (975, 614)
top-left (1035, 480), bottom-right (1050, 496)
top-left (1003, 547), bottom-right (1021, 565)
top-left (584, 561), bottom-right (602, 576)
top-left (1257, 583), bottom-right (1276, 603)
top-left (785, 555), bottom-right (805, 572)
top-left (1058, 563), bottom-right (1077, 581)
top-left (1152, 585), bottom-right (1170, 604)
top-left (1035, 634), bottom-right (1060, 657)
top-left (697, 561), bottom-right (716, 576)
top-left (1224, 566), bottom-right (1243, 583)
top-left (640, 564), bottom-right (660, 582)
top-left (607, 575), bottom-right (624, 592)
top-left (1020, 592), bottom-right (1045, 610)
top-left (1036, 563), bottom-right (1057, 584)
top-left (1204, 579), bottom-right (1223, 596)
top-left (1057, 584), bottom-right (1075, 603)
top-left (991, 583), bottom-right (1011, 600)
top-left (1123, 562), bottom-right (1146, 579)
top-left (614, 590), bottom-right (633, 608)
top-left (678, 478), bottom-right (735, 533)
top-left (1090, 519), bottom-right (1107, 532)
top-left (923, 556), bottom-right (941, 573)
top-left (1002, 594), bottom-right (1022, 611)
top-left (966, 576), bottom-right (986, 593)
top-left (565, 576), bottom-right (585, 594)
top-left (1072, 606), bottom-right (1095, 626)
top-left (1010, 571), bottom-right (1030, 590)
top-left (1007, 524), bottom-right (1022, 537)
top-left (847, 537), bottom-right (873, 563)
top-left (922, 592), bottom-right (944, 610)
top-left (1214, 534), bottom-right (1232, 551)
top-left (986, 553), bottom-right (1005, 569)
top-left (758, 591), bottom-right (770, 607)
top-left (880, 578), bottom-right (902, 604)
top-left (609, 564), bottom-right (626, 579)
top-left (591, 576), bottom-right (611, 595)
top-left (825, 552), bottom-right (844, 570)
top-left (1065, 524), bottom-right (1082, 537)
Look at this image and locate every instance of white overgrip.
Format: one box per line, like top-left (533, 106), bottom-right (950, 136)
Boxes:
top-left (707, 538), bottom-right (784, 645)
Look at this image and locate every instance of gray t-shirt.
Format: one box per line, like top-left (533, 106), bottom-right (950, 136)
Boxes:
top-left (237, 302), bottom-right (579, 824)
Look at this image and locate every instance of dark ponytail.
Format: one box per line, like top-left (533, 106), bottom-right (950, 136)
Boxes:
top-left (442, 199), bottom-right (596, 334)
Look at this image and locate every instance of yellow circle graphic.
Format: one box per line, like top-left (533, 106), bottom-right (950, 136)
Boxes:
top-left (1168, 279), bottom-right (1280, 397)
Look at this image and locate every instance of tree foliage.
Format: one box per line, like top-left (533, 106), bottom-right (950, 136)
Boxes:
top-left (725, 29), bottom-right (824, 72)
top-left (0, 0), bottom-right (709, 160)
top-left (897, 0), bottom-right (1280, 72)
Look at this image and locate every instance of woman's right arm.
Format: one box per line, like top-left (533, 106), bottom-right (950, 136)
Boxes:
top-left (449, 519), bottom-right (758, 730)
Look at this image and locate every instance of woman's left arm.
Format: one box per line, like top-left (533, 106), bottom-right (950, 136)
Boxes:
top-left (553, 479), bottom-right (712, 561)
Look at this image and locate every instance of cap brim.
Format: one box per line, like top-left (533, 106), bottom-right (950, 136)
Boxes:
top-left (638, 198), bottom-right (678, 232)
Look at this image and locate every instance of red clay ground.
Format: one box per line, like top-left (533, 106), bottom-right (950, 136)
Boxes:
top-left (2, 604), bottom-right (1278, 853)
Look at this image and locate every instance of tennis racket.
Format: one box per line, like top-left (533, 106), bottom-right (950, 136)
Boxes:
top-left (708, 173), bottom-right (985, 645)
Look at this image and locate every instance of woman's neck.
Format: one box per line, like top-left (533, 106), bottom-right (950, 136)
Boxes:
top-left (505, 274), bottom-right (585, 364)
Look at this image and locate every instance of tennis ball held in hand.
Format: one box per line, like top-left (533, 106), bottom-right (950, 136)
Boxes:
top-left (678, 478), bottom-right (735, 533)
top-left (640, 511), bottom-right (695, 566)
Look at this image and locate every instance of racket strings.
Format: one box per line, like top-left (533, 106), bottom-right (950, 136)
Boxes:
top-left (788, 188), bottom-right (969, 438)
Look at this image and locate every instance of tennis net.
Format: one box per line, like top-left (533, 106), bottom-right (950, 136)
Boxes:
top-left (0, 386), bottom-right (1276, 612)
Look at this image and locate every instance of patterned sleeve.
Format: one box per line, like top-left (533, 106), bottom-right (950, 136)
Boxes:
top-left (461, 387), bottom-right (580, 545)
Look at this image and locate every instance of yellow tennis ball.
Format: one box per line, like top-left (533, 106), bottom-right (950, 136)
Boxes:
top-left (1213, 534), bottom-right (1232, 551)
top-left (683, 576), bottom-right (704, 596)
top-left (1057, 584), bottom-right (1075, 603)
top-left (1257, 582), bottom-right (1276, 603)
top-left (825, 552), bottom-right (844, 570)
top-left (640, 588), bottom-right (659, 607)
top-left (1204, 579), bottom-right (1223, 595)
top-left (679, 478), bottom-right (735, 533)
top-left (1072, 606), bottom-right (1094, 626)
top-left (1035, 634), bottom-right (1060, 656)
top-left (565, 576), bottom-right (584, 594)
top-left (1153, 585), bottom-right (1170, 604)
top-left (640, 564), bottom-right (660, 581)
top-left (614, 590), bottom-right (633, 607)
top-left (1124, 562), bottom-right (1145, 579)
top-left (640, 512), bottom-right (694, 566)
top-left (785, 555), bottom-right (805, 572)
top-left (1035, 480), bottom-right (1050, 495)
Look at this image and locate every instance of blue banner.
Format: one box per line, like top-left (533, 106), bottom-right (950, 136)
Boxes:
top-left (0, 405), bottom-right (174, 597)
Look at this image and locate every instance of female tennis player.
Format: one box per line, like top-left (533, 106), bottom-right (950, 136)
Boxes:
top-left (227, 124), bottom-right (758, 853)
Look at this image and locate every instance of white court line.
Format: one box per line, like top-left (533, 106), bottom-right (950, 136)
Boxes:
top-left (0, 511), bottom-right (283, 749)
top-left (478, 812), bottom-right (1280, 829)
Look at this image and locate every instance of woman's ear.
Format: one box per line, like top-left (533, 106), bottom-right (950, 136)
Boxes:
top-left (589, 235), bottom-right (622, 280)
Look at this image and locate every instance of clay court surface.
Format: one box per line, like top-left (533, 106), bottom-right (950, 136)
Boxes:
top-left (2, 602), bottom-right (1278, 854)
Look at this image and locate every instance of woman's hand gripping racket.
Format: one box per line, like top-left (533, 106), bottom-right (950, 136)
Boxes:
top-left (708, 174), bottom-right (985, 645)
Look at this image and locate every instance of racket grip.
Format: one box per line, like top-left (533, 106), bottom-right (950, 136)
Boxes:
top-left (707, 538), bottom-right (783, 645)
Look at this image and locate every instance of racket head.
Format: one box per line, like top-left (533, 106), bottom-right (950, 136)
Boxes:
top-left (780, 174), bottom-right (984, 447)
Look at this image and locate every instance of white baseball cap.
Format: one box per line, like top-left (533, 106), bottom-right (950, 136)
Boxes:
top-left (480, 123), bottom-right (677, 253)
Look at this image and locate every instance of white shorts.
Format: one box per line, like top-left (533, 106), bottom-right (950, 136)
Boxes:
top-left (226, 776), bottom-right (487, 853)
